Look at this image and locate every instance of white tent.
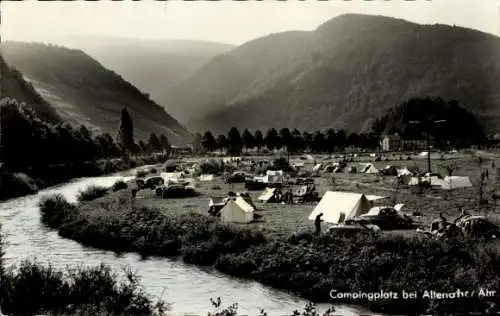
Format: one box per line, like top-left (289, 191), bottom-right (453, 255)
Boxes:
top-left (308, 191), bottom-right (374, 224)
top-left (361, 163), bottom-right (379, 174)
top-left (419, 151), bottom-right (428, 157)
top-left (441, 176), bottom-right (473, 190)
top-left (258, 188), bottom-right (278, 202)
top-left (313, 164), bottom-right (322, 172)
top-left (199, 174), bottom-right (214, 182)
top-left (365, 195), bottom-right (387, 202)
top-left (306, 155), bottom-right (315, 161)
top-left (220, 197), bottom-right (255, 223)
top-left (397, 167), bottom-right (413, 176)
top-left (408, 177), bottom-right (420, 186)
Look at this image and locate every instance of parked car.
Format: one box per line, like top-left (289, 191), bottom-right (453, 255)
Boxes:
top-left (327, 219), bottom-right (380, 235)
top-left (225, 172), bottom-right (248, 184)
top-left (356, 206), bottom-right (415, 230)
top-left (143, 176), bottom-right (164, 189)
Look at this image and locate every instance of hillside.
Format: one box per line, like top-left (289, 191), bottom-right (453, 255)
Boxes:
top-left (0, 53), bottom-right (61, 123)
top-left (2, 41), bottom-right (192, 144)
top-left (54, 36), bottom-right (234, 111)
top-left (167, 14), bottom-right (500, 135)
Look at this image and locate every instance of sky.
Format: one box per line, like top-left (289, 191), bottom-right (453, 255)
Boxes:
top-left (1, 0), bottom-right (499, 46)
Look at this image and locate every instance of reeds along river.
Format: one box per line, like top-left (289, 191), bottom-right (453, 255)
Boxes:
top-left (0, 169), bottom-right (368, 316)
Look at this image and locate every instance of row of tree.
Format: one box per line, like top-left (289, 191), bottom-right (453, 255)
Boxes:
top-left (199, 127), bottom-right (380, 155)
top-left (1, 99), bottom-right (170, 171)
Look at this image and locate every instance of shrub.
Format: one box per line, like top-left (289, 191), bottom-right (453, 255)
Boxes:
top-left (136, 170), bottom-right (149, 178)
top-left (77, 185), bottom-right (109, 202)
top-left (39, 194), bottom-right (77, 229)
top-left (199, 160), bottom-right (227, 176)
top-left (112, 180), bottom-right (128, 192)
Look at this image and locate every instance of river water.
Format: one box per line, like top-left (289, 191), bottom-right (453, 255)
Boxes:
top-left (0, 170), bottom-right (368, 316)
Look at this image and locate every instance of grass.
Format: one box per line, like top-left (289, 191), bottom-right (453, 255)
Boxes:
top-left (35, 151), bottom-right (500, 315)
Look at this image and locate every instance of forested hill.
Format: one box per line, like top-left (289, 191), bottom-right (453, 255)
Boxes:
top-left (168, 14), bottom-right (500, 135)
top-left (0, 53), bottom-right (61, 124)
top-left (2, 41), bottom-right (192, 144)
top-left (54, 36), bottom-right (234, 111)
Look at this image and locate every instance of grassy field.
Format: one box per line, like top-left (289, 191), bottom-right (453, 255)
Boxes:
top-left (136, 150), bottom-right (500, 238)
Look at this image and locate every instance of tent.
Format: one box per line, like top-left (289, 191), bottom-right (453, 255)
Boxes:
top-left (397, 167), bottom-right (413, 177)
top-left (220, 196), bottom-right (255, 223)
top-left (306, 155), bottom-right (315, 161)
top-left (258, 188), bottom-right (280, 203)
top-left (408, 177), bottom-right (420, 186)
top-left (199, 174), bottom-right (214, 182)
top-left (441, 176), bottom-right (473, 190)
top-left (313, 164), bottom-right (322, 172)
top-left (361, 163), bottom-right (379, 174)
top-left (308, 191), bottom-right (380, 224)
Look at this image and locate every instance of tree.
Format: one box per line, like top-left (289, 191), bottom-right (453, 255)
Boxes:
top-left (347, 132), bottom-right (359, 148)
top-left (278, 128), bottom-right (292, 153)
top-left (290, 129), bottom-right (304, 153)
top-left (139, 140), bottom-right (150, 154)
top-left (325, 129), bottom-right (336, 153)
top-left (302, 131), bottom-right (313, 152)
top-left (216, 134), bottom-right (227, 152)
top-left (79, 125), bottom-right (92, 140)
top-left (336, 130), bottom-right (347, 150)
top-left (159, 134), bottom-right (170, 152)
top-left (265, 128), bottom-right (278, 151)
top-left (242, 129), bottom-right (255, 152)
top-left (117, 108), bottom-right (134, 154)
top-left (201, 131), bottom-right (217, 152)
top-left (254, 130), bottom-right (264, 152)
top-left (227, 127), bottom-right (243, 155)
top-left (148, 133), bottom-right (161, 152)
top-left (311, 131), bottom-right (326, 153)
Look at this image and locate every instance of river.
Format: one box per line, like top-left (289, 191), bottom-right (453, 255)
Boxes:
top-left (0, 169), bottom-right (368, 316)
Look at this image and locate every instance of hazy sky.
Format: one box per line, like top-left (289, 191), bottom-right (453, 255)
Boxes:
top-left (2, 0), bottom-right (499, 45)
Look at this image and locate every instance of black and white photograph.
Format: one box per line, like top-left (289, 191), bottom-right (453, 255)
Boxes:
top-left (1, 0), bottom-right (500, 315)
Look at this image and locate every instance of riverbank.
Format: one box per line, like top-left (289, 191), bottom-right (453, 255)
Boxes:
top-left (39, 189), bottom-right (500, 315)
top-left (0, 153), bottom-right (167, 201)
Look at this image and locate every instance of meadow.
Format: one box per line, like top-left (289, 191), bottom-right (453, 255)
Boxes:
top-left (36, 150), bottom-right (500, 315)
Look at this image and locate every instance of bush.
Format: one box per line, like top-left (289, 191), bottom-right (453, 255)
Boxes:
top-left (199, 160), bottom-right (234, 176)
top-left (39, 194), bottom-right (77, 229)
top-left (0, 172), bottom-right (39, 199)
top-left (136, 170), bottom-right (149, 178)
top-left (112, 180), bottom-right (128, 192)
top-left (77, 185), bottom-right (109, 202)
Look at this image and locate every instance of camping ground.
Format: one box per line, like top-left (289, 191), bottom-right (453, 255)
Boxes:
top-left (136, 150), bottom-right (500, 239)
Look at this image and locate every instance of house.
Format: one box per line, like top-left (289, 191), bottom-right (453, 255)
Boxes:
top-left (401, 139), bottom-right (428, 151)
top-left (308, 191), bottom-right (386, 224)
top-left (381, 134), bottom-right (402, 151)
top-left (381, 134), bottom-right (429, 151)
top-left (220, 196), bottom-right (255, 223)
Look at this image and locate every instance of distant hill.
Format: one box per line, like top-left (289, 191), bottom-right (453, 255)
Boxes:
top-left (2, 41), bottom-right (192, 144)
top-left (54, 36), bottom-right (234, 112)
top-left (0, 53), bottom-right (61, 123)
top-left (167, 14), bottom-right (500, 135)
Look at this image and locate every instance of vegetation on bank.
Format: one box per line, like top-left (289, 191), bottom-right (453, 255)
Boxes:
top-left (0, 94), bottom-right (172, 200)
top-left (39, 190), bottom-right (500, 315)
top-left (0, 222), bottom-right (334, 315)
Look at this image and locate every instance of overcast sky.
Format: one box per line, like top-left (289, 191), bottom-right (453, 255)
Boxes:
top-left (2, 0), bottom-right (499, 45)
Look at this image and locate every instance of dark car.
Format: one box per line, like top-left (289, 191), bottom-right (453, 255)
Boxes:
top-left (356, 207), bottom-right (415, 230)
top-left (225, 172), bottom-right (248, 184)
top-left (327, 219), bottom-right (380, 236)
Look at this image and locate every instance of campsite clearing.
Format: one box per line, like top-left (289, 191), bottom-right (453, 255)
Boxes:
top-left (136, 150), bottom-right (500, 238)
